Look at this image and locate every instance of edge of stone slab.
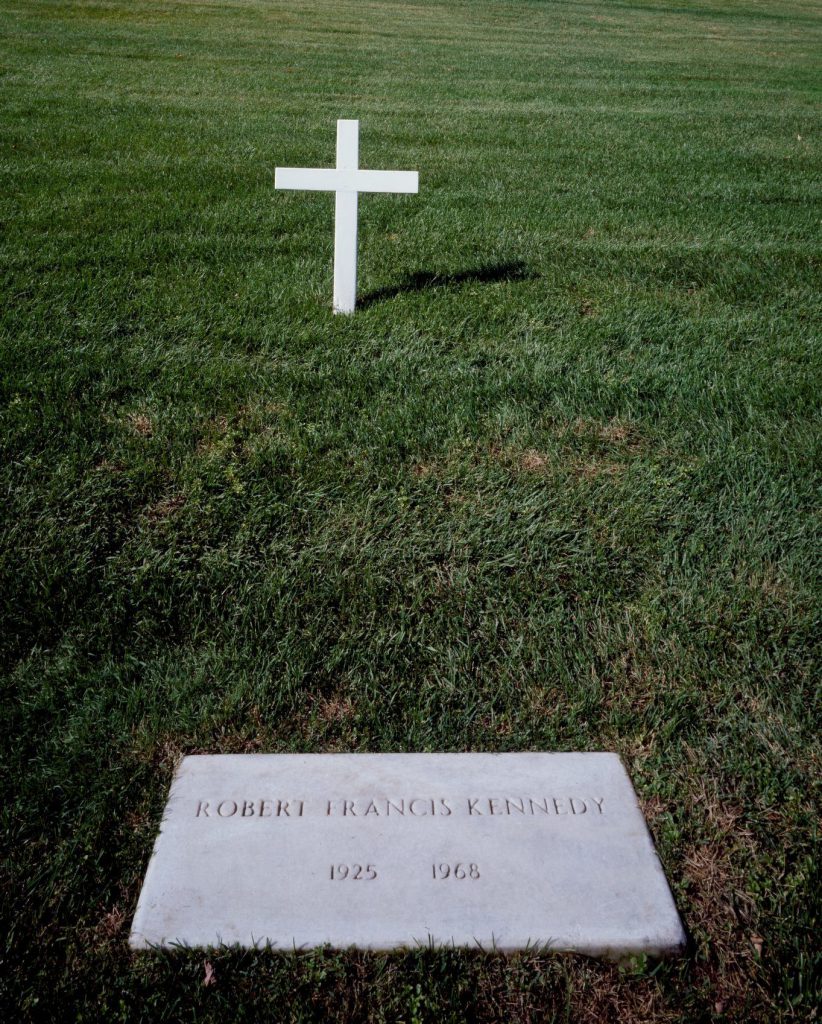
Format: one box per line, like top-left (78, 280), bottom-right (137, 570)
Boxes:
top-left (128, 934), bottom-right (688, 961)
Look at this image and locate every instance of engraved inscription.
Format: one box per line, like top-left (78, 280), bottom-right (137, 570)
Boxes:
top-left (330, 864), bottom-right (378, 880)
top-left (466, 796), bottom-right (604, 816)
top-left (195, 799), bottom-right (305, 817)
top-left (325, 798), bottom-right (453, 816)
top-left (433, 863), bottom-right (480, 879)
top-left (194, 795), bottom-right (605, 819)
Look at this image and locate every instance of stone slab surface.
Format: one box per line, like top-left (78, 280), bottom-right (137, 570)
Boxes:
top-left (130, 753), bottom-right (686, 957)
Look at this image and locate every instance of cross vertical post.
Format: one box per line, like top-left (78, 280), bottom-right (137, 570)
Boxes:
top-left (333, 120), bottom-right (359, 315)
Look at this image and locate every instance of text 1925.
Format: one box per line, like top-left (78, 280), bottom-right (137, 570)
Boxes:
top-left (330, 864), bottom-right (377, 880)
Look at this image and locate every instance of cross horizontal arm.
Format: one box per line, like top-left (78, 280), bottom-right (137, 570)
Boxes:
top-left (275, 167), bottom-right (343, 192)
top-left (353, 169), bottom-right (418, 194)
top-left (275, 167), bottom-right (419, 195)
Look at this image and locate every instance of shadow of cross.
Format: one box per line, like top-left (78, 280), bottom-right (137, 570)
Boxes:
top-left (358, 262), bottom-right (538, 309)
top-left (275, 119), bottom-right (419, 315)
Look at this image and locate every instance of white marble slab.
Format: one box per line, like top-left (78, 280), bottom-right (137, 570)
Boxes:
top-left (129, 753), bottom-right (685, 958)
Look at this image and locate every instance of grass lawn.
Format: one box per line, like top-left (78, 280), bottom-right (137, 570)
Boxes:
top-left (1, 0), bottom-right (820, 1019)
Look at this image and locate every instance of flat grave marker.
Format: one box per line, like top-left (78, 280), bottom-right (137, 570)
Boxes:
top-left (130, 752), bottom-right (685, 958)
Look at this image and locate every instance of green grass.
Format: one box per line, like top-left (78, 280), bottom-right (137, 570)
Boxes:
top-left (1, 0), bottom-right (820, 1019)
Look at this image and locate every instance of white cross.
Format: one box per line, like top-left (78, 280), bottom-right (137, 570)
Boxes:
top-left (275, 119), bottom-right (419, 314)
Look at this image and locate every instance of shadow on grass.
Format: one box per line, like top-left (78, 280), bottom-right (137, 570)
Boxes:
top-left (359, 261), bottom-right (537, 308)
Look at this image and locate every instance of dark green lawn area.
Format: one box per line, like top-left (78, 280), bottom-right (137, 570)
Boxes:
top-left (1, 0), bottom-right (820, 1020)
